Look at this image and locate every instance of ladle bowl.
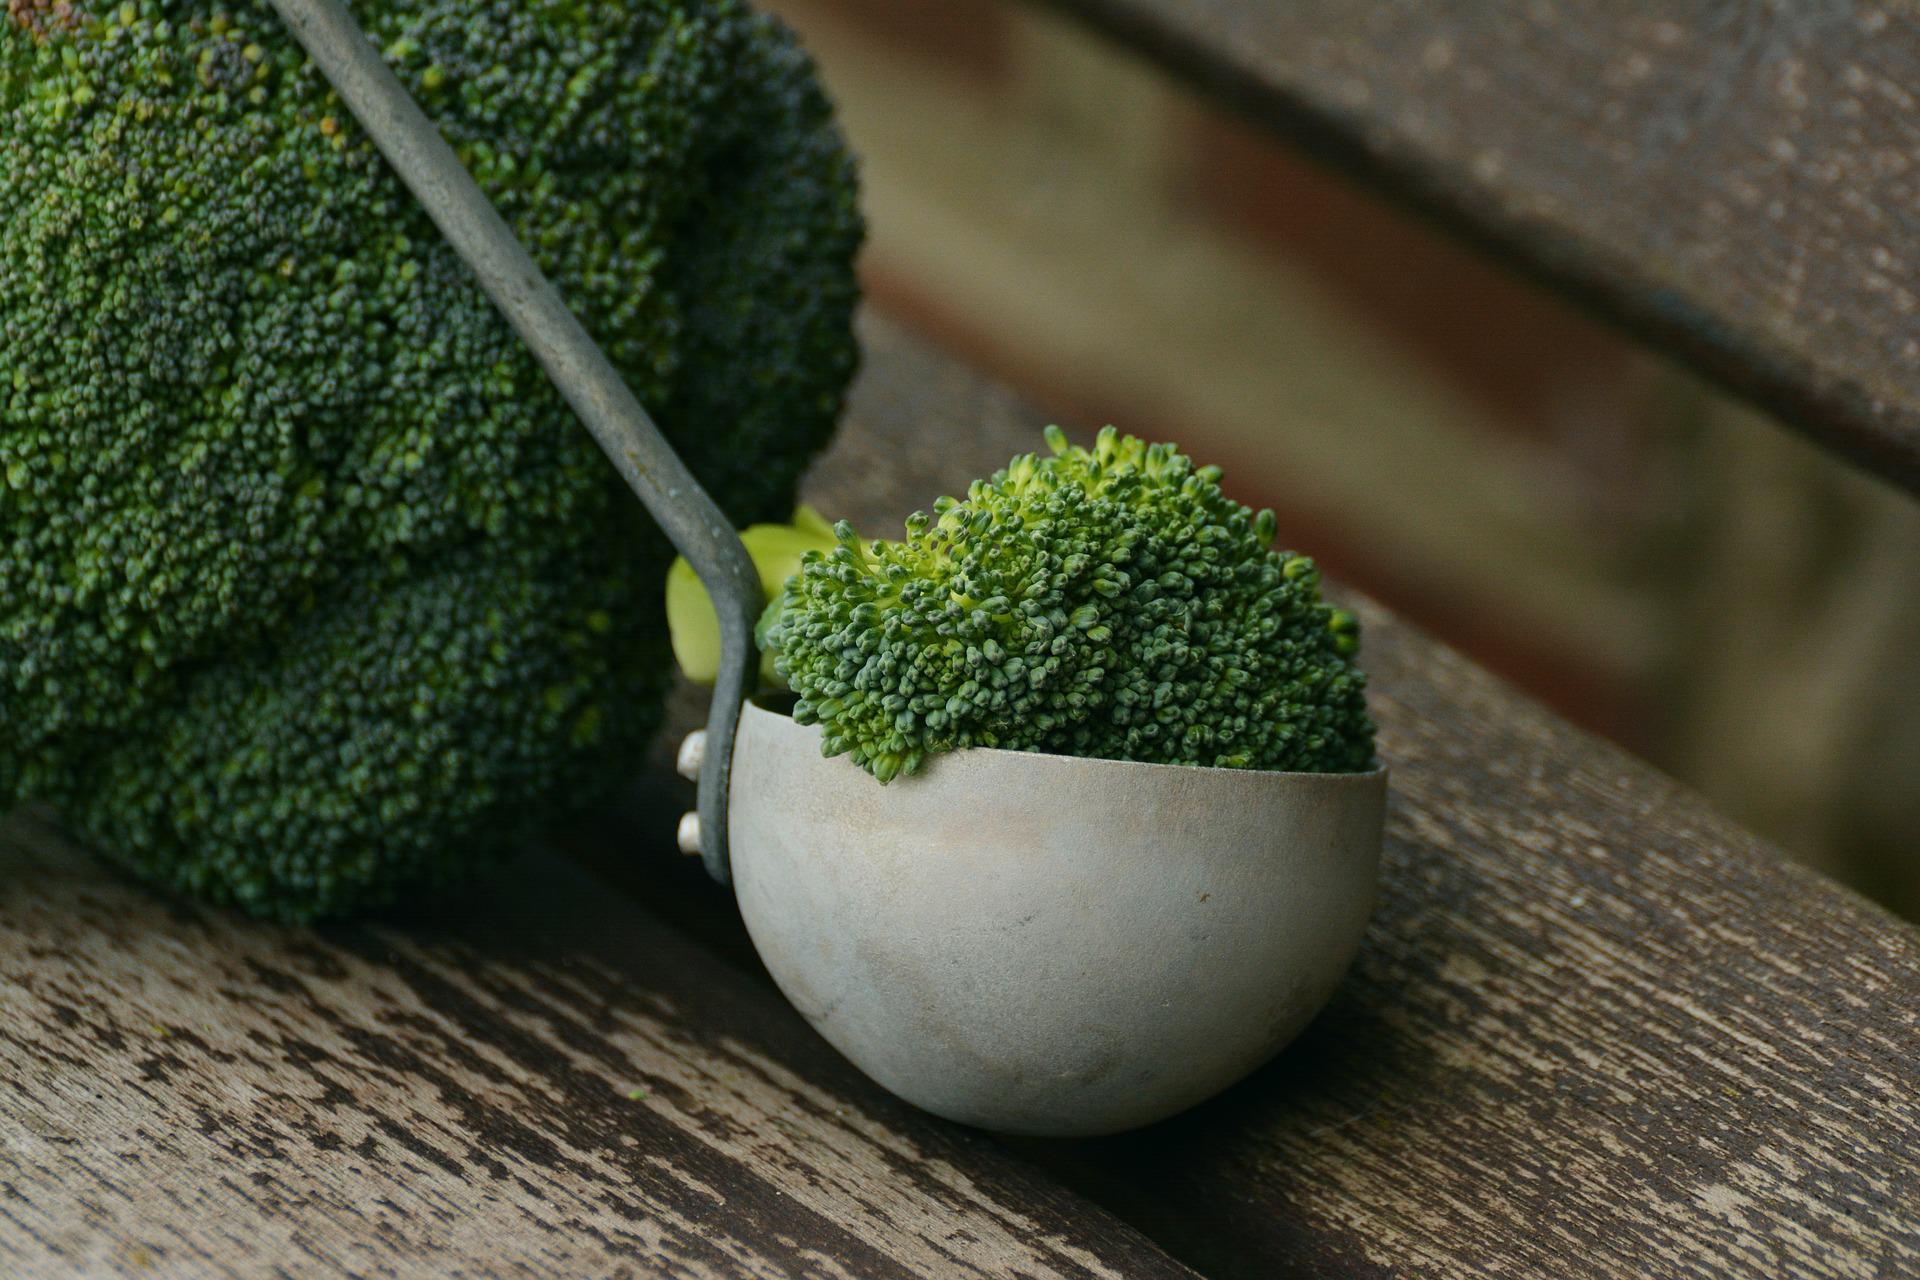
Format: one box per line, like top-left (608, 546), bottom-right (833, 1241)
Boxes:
top-left (731, 702), bottom-right (1387, 1136)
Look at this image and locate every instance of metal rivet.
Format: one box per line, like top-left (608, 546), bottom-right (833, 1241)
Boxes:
top-left (676, 729), bottom-right (707, 782)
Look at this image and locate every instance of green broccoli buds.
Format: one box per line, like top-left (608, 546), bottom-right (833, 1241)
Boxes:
top-left (0, 0), bottom-right (862, 919)
top-left (762, 427), bottom-right (1377, 782)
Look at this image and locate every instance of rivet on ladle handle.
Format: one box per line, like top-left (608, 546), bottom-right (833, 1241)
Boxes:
top-left (677, 731), bottom-right (707, 783)
top-left (266, 0), bottom-right (760, 885)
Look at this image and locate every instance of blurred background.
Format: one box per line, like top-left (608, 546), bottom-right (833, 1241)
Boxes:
top-left (761, 0), bottom-right (1920, 917)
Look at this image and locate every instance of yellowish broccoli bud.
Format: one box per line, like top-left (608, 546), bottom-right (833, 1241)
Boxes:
top-left (666, 506), bottom-right (845, 687)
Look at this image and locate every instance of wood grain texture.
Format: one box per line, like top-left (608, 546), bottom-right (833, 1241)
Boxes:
top-left (5, 313), bottom-right (1917, 1279)
top-left (816, 316), bottom-right (1920, 1279)
top-left (1032, 0), bottom-right (1920, 493)
top-left (0, 812), bottom-right (1196, 1279)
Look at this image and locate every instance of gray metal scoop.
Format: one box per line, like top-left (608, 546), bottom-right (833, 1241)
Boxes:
top-left (272, 0), bottom-right (1386, 1137)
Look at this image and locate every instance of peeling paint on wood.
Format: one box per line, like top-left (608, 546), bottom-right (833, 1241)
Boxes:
top-left (0, 815), bottom-right (1195, 1279)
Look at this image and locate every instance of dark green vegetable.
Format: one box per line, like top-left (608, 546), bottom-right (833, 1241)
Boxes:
top-left (762, 427), bottom-right (1376, 782)
top-left (0, 0), bottom-right (862, 918)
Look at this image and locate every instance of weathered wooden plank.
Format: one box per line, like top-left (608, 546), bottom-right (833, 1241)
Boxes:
top-left (1032, 0), bottom-right (1920, 494)
top-left (0, 811), bottom-right (1197, 1279)
top-left (794, 315), bottom-right (1920, 1279)
top-left (1045, 620), bottom-right (1920, 1279)
top-left (7, 312), bottom-right (1917, 1279)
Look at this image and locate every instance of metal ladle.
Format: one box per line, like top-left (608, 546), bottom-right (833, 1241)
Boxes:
top-left (272, 0), bottom-right (1387, 1136)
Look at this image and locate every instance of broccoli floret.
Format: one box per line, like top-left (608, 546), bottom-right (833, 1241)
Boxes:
top-left (0, 0), bottom-right (862, 918)
top-left (763, 427), bottom-right (1376, 782)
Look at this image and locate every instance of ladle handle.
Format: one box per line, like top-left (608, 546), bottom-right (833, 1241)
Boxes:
top-left (268, 0), bottom-right (758, 885)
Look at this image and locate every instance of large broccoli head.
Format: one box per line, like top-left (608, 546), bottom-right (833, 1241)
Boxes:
top-left (0, 0), bottom-right (862, 918)
top-left (764, 427), bottom-right (1376, 782)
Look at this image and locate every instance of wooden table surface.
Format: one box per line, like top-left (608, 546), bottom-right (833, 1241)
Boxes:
top-left (0, 815), bottom-right (1196, 1279)
top-left (2, 316), bottom-right (1916, 1278)
top-left (1038, 0), bottom-right (1920, 494)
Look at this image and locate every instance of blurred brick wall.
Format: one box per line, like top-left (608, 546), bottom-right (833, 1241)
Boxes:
top-left (763, 0), bottom-right (1920, 915)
